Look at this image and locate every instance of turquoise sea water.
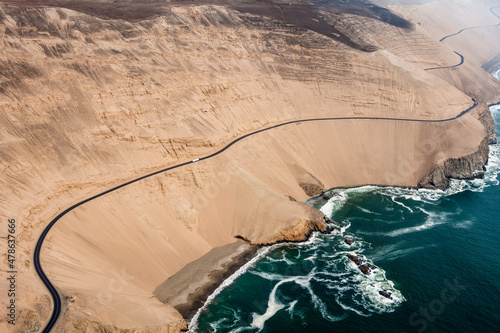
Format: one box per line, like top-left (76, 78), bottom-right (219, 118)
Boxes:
top-left (191, 102), bottom-right (500, 333)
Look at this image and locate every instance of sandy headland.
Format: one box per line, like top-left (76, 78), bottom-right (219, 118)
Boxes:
top-left (0, 0), bottom-right (499, 332)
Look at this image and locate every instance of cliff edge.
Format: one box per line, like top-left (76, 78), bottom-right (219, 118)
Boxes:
top-left (0, 1), bottom-right (499, 332)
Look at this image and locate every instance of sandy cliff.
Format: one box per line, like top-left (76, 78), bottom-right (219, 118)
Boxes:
top-left (0, 1), bottom-right (499, 332)
top-left (341, 0), bottom-right (500, 101)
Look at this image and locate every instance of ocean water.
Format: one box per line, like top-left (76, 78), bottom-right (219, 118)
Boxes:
top-left (191, 104), bottom-right (500, 333)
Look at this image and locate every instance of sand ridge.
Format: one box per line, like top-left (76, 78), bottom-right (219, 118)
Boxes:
top-left (0, 0), bottom-right (498, 332)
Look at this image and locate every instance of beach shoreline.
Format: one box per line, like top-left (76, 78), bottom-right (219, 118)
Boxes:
top-left (153, 240), bottom-right (260, 322)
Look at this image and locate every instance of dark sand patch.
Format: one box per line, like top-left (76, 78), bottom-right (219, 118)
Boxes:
top-left (1, 0), bottom-right (412, 51)
top-left (154, 240), bottom-right (259, 320)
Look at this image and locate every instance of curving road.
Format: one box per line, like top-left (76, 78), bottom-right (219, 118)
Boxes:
top-left (440, 6), bottom-right (500, 42)
top-left (34, 6), bottom-right (497, 333)
top-left (425, 6), bottom-right (500, 71)
top-left (35, 98), bottom-right (478, 332)
top-left (425, 51), bottom-right (464, 71)
top-left (492, 6), bottom-right (500, 20)
top-left (439, 22), bottom-right (500, 42)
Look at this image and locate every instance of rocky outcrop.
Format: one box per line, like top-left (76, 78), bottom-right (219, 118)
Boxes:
top-left (481, 53), bottom-right (500, 74)
top-left (1, 1), bottom-right (498, 332)
top-left (418, 138), bottom-right (490, 190)
top-left (379, 290), bottom-right (393, 300)
top-left (257, 212), bottom-right (328, 245)
top-left (346, 254), bottom-right (376, 275)
top-left (419, 103), bottom-right (496, 190)
top-left (358, 263), bottom-right (376, 275)
top-left (476, 104), bottom-right (498, 145)
top-left (347, 254), bottom-right (363, 265)
top-left (299, 182), bottom-right (325, 197)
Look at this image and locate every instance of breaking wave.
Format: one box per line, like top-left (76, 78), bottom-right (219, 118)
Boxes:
top-left (191, 104), bottom-right (500, 332)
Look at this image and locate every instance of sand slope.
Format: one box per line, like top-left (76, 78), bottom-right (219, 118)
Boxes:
top-left (0, 1), bottom-right (498, 332)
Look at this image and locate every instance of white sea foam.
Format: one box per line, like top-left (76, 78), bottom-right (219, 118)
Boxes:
top-left (208, 318), bottom-right (227, 332)
top-left (319, 192), bottom-right (347, 217)
top-left (315, 186), bottom-right (378, 217)
top-left (386, 208), bottom-right (448, 237)
top-left (248, 270), bottom-right (348, 332)
top-left (188, 246), bottom-right (273, 332)
top-left (378, 106), bottom-right (500, 202)
top-left (376, 245), bottom-right (430, 261)
top-left (453, 220), bottom-right (474, 229)
top-left (370, 242), bottom-right (405, 262)
top-left (296, 230), bottom-right (323, 247)
top-left (188, 232), bottom-right (328, 331)
top-left (379, 186), bottom-right (445, 203)
top-left (304, 254), bottom-right (317, 262)
top-left (287, 300), bottom-right (298, 314)
top-left (250, 270), bottom-right (286, 281)
top-left (250, 277), bottom-right (291, 330)
top-left (208, 307), bottom-right (242, 332)
top-left (276, 252), bottom-right (294, 265)
top-left (349, 264), bottom-right (405, 312)
top-left (313, 251), bottom-right (406, 317)
top-left (298, 273), bottom-right (347, 322)
top-left (244, 250), bottom-right (399, 330)
top-left (336, 296), bottom-right (371, 317)
top-left (355, 204), bottom-right (382, 215)
top-left (336, 220), bottom-right (352, 236)
top-left (390, 196), bottom-right (414, 212)
top-left (191, 104), bottom-right (500, 332)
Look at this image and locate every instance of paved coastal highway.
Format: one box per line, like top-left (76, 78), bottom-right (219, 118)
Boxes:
top-left (425, 6), bottom-right (500, 71)
top-left (439, 6), bottom-right (500, 42)
top-left (425, 51), bottom-right (464, 71)
top-left (34, 99), bottom-right (478, 332)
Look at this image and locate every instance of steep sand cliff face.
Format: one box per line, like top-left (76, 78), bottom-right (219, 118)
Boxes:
top-left (340, 0), bottom-right (500, 101)
top-left (0, 1), bottom-right (498, 332)
top-left (400, 0), bottom-right (500, 66)
top-left (45, 108), bottom-right (486, 331)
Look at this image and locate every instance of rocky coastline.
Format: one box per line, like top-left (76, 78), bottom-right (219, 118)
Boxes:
top-left (1, 1), bottom-right (500, 332)
top-left (419, 103), bottom-right (497, 190)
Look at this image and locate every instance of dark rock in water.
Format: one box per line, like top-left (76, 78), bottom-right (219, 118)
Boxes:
top-left (322, 193), bottom-right (331, 200)
top-left (474, 171), bottom-right (485, 179)
top-left (358, 263), bottom-right (375, 275)
top-left (321, 223), bottom-right (335, 235)
top-left (323, 216), bottom-right (333, 224)
top-left (347, 254), bottom-right (362, 265)
top-left (344, 238), bottom-right (353, 246)
top-left (347, 254), bottom-right (376, 274)
top-left (358, 264), bottom-right (369, 274)
top-left (379, 290), bottom-right (393, 300)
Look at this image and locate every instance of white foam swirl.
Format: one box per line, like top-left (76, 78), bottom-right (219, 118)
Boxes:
top-left (190, 105), bottom-right (499, 332)
top-left (188, 246), bottom-right (271, 332)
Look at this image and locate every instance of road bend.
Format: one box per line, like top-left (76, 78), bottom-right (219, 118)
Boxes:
top-left (35, 99), bottom-right (478, 332)
top-left (425, 6), bottom-right (500, 71)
